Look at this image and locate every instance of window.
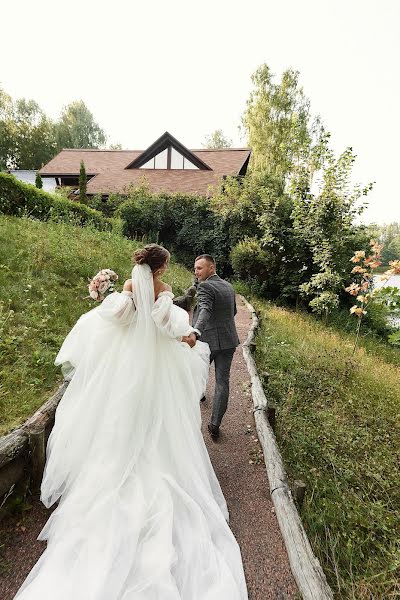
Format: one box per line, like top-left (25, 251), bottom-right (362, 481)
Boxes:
top-left (154, 148), bottom-right (168, 169)
top-left (140, 157), bottom-right (155, 169)
top-left (140, 147), bottom-right (199, 170)
top-left (170, 147), bottom-right (183, 169)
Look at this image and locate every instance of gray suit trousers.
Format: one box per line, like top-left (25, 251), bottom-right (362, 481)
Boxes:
top-left (210, 348), bottom-right (236, 427)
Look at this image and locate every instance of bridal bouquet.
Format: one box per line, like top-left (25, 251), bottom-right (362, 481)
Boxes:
top-left (88, 269), bottom-right (118, 301)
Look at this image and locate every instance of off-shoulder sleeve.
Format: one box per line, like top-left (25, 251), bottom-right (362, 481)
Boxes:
top-left (151, 292), bottom-right (195, 338)
top-left (97, 291), bottom-right (136, 325)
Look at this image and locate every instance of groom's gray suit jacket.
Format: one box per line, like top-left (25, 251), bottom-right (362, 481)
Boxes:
top-left (192, 274), bottom-right (239, 352)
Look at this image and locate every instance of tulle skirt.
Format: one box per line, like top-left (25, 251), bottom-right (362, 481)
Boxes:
top-left (14, 306), bottom-right (248, 599)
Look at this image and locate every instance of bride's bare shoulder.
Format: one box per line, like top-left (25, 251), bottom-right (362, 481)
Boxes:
top-left (123, 279), bottom-right (133, 292)
top-left (155, 282), bottom-right (172, 297)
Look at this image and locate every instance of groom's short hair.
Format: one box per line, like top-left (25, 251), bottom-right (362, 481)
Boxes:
top-left (195, 254), bottom-right (215, 266)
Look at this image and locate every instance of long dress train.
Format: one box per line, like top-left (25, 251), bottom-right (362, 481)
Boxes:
top-left (14, 264), bottom-right (248, 600)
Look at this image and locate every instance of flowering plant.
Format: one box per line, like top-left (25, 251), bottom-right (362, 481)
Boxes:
top-left (345, 240), bottom-right (400, 352)
top-left (87, 269), bottom-right (118, 302)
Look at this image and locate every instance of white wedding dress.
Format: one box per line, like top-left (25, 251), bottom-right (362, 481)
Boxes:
top-left (15, 264), bottom-right (248, 600)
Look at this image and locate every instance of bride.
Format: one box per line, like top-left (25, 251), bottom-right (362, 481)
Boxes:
top-left (14, 243), bottom-right (248, 600)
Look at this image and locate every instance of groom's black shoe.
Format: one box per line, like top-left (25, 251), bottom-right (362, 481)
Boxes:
top-left (200, 395), bottom-right (206, 402)
top-left (208, 423), bottom-right (220, 439)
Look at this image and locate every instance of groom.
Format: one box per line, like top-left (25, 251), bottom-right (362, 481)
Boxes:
top-left (185, 254), bottom-right (239, 439)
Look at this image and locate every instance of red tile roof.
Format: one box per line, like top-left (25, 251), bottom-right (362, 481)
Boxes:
top-left (40, 148), bottom-right (251, 196)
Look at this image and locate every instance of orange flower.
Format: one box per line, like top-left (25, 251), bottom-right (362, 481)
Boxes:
top-left (351, 266), bottom-right (366, 274)
top-left (388, 260), bottom-right (400, 274)
top-left (345, 283), bottom-right (361, 296)
top-left (369, 239), bottom-right (383, 255)
top-left (350, 306), bottom-right (367, 316)
top-left (350, 250), bottom-right (366, 263)
top-left (367, 260), bottom-right (382, 269)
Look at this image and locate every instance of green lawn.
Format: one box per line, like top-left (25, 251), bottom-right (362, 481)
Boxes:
top-left (251, 300), bottom-right (399, 599)
top-left (0, 216), bottom-right (192, 435)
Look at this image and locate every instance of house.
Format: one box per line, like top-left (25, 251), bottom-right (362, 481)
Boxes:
top-left (39, 131), bottom-right (251, 198)
top-left (9, 170), bottom-right (57, 192)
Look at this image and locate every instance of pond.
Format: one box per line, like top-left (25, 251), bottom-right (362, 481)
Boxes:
top-left (373, 274), bottom-right (400, 289)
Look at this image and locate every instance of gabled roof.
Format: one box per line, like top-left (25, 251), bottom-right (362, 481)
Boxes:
top-left (40, 133), bottom-right (251, 196)
top-left (126, 131), bottom-right (212, 171)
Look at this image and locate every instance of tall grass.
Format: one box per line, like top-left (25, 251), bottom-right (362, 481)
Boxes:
top-left (0, 216), bottom-right (192, 435)
top-left (250, 298), bottom-right (399, 599)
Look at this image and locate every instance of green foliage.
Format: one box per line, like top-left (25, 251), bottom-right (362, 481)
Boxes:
top-left (0, 172), bottom-right (110, 231)
top-left (0, 87), bottom-right (108, 170)
top-left (202, 129), bottom-right (232, 149)
top-left (291, 147), bottom-right (372, 313)
top-left (388, 330), bottom-right (400, 346)
top-left (242, 64), bottom-right (325, 181)
top-left (252, 299), bottom-right (400, 599)
top-left (367, 222), bottom-right (400, 264)
top-left (79, 160), bottom-right (87, 204)
top-left (0, 87), bottom-right (56, 169)
top-left (55, 100), bottom-right (107, 151)
top-left (230, 237), bottom-right (272, 295)
top-left (35, 171), bottom-right (43, 189)
top-left (87, 193), bottom-right (125, 218)
top-left (0, 215), bottom-right (192, 435)
top-left (117, 184), bottom-right (232, 273)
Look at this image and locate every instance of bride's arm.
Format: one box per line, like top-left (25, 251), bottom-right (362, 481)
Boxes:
top-left (97, 279), bottom-right (136, 324)
top-left (151, 294), bottom-right (195, 339)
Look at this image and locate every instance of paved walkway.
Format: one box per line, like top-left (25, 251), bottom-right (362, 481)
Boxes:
top-left (0, 296), bottom-right (297, 599)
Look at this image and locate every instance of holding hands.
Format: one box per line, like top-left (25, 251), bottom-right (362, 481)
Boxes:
top-left (182, 333), bottom-right (197, 348)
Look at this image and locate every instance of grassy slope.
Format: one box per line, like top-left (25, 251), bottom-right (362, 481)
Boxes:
top-left (251, 299), bottom-right (399, 599)
top-left (0, 216), bottom-right (192, 435)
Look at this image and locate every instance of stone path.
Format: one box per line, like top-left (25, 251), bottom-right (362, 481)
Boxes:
top-left (0, 296), bottom-right (297, 599)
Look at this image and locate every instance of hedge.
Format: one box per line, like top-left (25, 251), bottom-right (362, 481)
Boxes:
top-left (0, 173), bottom-right (111, 231)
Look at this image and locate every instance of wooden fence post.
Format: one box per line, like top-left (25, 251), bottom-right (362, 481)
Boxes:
top-left (28, 425), bottom-right (46, 493)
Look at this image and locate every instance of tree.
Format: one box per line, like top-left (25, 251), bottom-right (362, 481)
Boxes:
top-left (242, 64), bottom-right (326, 183)
top-left (203, 130), bottom-right (232, 149)
top-left (55, 100), bottom-right (107, 151)
top-left (13, 98), bottom-right (56, 169)
top-left (0, 87), bottom-right (16, 170)
top-left (35, 171), bottom-right (43, 189)
top-left (291, 146), bottom-right (372, 314)
top-left (0, 89), bottom-right (56, 169)
top-left (79, 160), bottom-right (87, 203)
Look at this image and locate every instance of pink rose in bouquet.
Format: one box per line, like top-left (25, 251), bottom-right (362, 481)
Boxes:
top-left (88, 269), bottom-right (118, 302)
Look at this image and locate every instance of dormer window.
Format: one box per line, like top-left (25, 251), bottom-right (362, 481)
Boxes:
top-left (140, 146), bottom-right (199, 170)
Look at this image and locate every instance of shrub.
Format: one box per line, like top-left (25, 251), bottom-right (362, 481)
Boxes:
top-left (117, 186), bottom-right (232, 274)
top-left (231, 238), bottom-right (272, 295)
top-left (0, 172), bottom-right (111, 231)
top-left (88, 193), bottom-right (125, 218)
top-left (35, 172), bottom-right (43, 189)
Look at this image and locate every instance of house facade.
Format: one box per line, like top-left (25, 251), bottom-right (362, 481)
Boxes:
top-left (9, 170), bottom-right (57, 192)
top-left (39, 132), bottom-right (251, 198)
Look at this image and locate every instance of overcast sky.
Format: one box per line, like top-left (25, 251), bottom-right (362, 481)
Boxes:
top-left (1, 0), bottom-right (399, 224)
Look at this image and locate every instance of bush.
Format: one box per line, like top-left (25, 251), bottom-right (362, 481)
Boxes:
top-left (0, 172), bottom-right (111, 231)
top-left (87, 193), bottom-right (125, 218)
top-left (117, 186), bottom-right (232, 274)
top-left (231, 237), bottom-right (284, 297)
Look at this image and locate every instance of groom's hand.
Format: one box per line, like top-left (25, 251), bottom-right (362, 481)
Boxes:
top-left (182, 333), bottom-right (196, 348)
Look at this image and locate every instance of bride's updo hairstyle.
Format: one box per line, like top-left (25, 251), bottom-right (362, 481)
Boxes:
top-left (133, 244), bottom-right (170, 272)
